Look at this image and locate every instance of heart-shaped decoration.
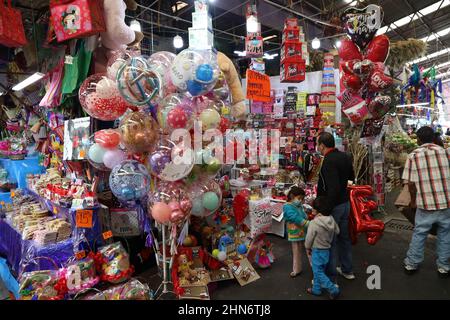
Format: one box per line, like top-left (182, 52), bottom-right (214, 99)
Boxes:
top-left (340, 59), bottom-right (360, 75)
top-left (353, 59), bottom-right (373, 77)
top-left (365, 34), bottom-right (390, 63)
top-left (341, 4), bottom-right (384, 50)
top-left (368, 95), bottom-right (391, 119)
top-left (369, 70), bottom-right (393, 92)
top-left (338, 39), bottom-right (363, 61)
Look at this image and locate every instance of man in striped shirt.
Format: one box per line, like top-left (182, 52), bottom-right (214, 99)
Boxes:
top-left (402, 126), bottom-right (450, 278)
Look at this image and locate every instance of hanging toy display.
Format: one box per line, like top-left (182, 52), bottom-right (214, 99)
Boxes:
top-left (148, 181), bottom-right (192, 225)
top-left (119, 110), bottom-right (159, 154)
top-left (116, 55), bottom-right (162, 106)
top-left (157, 93), bottom-right (195, 133)
top-left (109, 160), bottom-right (151, 203)
top-left (79, 74), bottom-right (131, 121)
top-left (170, 49), bottom-right (220, 97)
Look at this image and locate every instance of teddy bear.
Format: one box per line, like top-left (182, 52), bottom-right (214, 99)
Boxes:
top-left (177, 254), bottom-right (198, 283)
top-left (217, 52), bottom-right (248, 120)
top-left (100, 0), bottom-right (143, 51)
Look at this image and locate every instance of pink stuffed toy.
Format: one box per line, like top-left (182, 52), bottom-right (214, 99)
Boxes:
top-left (101, 0), bottom-right (136, 50)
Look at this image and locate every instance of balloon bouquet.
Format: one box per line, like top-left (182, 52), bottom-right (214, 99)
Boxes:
top-left (338, 4), bottom-right (394, 124)
top-left (79, 47), bottom-right (231, 254)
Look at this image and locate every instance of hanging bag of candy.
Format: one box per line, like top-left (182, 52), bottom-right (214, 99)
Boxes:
top-left (0, 0), bottom-right (27, 47)
top-left (49, 0), bottom-right (106, 43)
top-left (19, 257), bottom-right (66, 300)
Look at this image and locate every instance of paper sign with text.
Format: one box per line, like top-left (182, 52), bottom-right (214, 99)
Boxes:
top-left (75, 210), bottom-right (93, 228)
top-left (246, 70), bottom-right (271, 102)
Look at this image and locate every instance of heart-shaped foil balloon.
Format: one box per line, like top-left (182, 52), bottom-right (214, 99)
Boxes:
top-left (341, 4), bottom-right (384, 50)
top-left (368, 95), bottom-right (391, 119)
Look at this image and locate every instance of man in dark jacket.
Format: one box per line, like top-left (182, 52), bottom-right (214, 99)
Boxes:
top-left (317, 132), bottom-right (355, 281)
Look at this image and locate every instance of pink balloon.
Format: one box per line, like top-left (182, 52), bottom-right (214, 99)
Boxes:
top-left (103, 149), bottom-right (127, 169)
top-left (151, 202), bottom-right (172, 224)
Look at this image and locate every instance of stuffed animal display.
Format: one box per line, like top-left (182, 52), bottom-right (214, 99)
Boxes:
top-left (101, 0), bottom-right (141, 51)
top-left (217, 52), bottom-right (247, 120)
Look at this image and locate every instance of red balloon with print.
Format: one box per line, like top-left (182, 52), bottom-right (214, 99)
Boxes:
top-left (342, 73), bottom-right (363, 92)
top-left (369, 69), bottom-right (393, 92)
top-left (365, 35), bottom-right (390, 63)
top-left (338, 39), bottom-right (363, 61)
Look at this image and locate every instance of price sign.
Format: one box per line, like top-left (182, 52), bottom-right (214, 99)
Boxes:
top-left (75, 250), bottom-right (86, 260)
top-left (103, 230), bottom-right (113, 240)
top-left (75, 210), bottom-right (93, 228)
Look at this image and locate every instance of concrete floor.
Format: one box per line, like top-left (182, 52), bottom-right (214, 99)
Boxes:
top-left (140, 188), bottom-right (450, 300)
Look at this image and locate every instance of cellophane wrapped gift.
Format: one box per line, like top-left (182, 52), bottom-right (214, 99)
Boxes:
top-left (98, 242), bottom-right (134, 284)
top-left (19, 270), bottom-right (64, 300)
top-left (62, 257), bottom-right (100, 295)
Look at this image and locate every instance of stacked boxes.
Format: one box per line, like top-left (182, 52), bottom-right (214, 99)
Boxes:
top-left (188, 1), bottom-right (214, 50)
top-left (280, 18), bottom-right (306, 83)
top-left (319, 53), bottom-right (337, 119)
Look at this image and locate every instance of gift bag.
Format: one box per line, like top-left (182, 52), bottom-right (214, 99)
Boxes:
top-left (50, 0), bottom-right (106, 43)
top-left (0, 0), bottom-right (27, 47)
top-left (61, 40), bottom-right (93, 94)
top-left (39, 59), bottom-right (64, 108)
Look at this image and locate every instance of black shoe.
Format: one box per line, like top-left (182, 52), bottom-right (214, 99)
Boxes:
top-left (404, 264), bottom-right (418, 275)
top-left (437, 268), bottom-right (449, 278)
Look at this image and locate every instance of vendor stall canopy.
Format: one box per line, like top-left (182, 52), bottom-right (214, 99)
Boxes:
top-left (0, 0), bottom-right (450, 80)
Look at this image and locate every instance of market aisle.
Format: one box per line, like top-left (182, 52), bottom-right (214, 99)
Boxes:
top-left (209, 230), bottom-right (450, 300)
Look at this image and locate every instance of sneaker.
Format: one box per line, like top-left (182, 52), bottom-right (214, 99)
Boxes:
top-left (329, 287), bottom-right (340, 300)
top-left (337, 267), bottom-right (356, 280)
top-left (404, 264), bottom-right (418, 275)
top-left (437, 268), bottom-right (449, 278)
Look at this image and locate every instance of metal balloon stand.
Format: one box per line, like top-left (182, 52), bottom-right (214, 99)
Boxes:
top-left (154, 224), bottom-right (175, 299)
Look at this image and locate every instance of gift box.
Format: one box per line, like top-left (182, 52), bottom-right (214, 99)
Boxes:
top-left (280, 42), bottom-right (303, 63)
top-left (50, 0), bottom-right (105, 43)
top-left (280, 60), bottom-right (306, 83)
top-left (0, 1), bottom-right (27, 47)
top-left (284, 18), bottom-right (300, 30)
top-left (192, 12), bottom-right (212, 29)
top-left (282, 28), bottom-right (300, 43)
top-left (188, 27), bottom-right (214, 50)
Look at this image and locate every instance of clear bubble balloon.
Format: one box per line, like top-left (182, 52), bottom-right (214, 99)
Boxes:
top-left (106, 49), bottom-right (140, 80)
top-left (103, 149), bottom-right (127, 169)
top-left (170, 49), bottom-right (220, 97)
top-left (148, 181), bottom-right (192, 224)
top-left (148, 51), bottom-right (177, 94)
top-left (157, 93), bottom-right (194, 133)
top-left (87, 141), bottom-right (110, 171)
top-left (109, 160), bottom-right (151, 202)
top-left (117, 55), bottom-right (162, 106)
top-left (79, 74), bottom-right (130, 121)
top-left (119, 110), bottom-right (159, 154)
top-left (187, 178), bottom-right (222, 217)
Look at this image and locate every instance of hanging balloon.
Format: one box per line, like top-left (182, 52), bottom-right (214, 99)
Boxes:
top-left (106, 49), bottom-right (140, 80)
top-left (94, 129), bottom-right (121, 149)
top-left (87, 142), bottom-right (109, 171)
top-left (109, 160), bottom-right (151, 202)
top-left (103, 149), bottom-right (128, 169)
top-left (342, 73), bottom-right (363, 92)
top-left (365, 34), bottom-right (390, 63)
top-left (368, 95), bottom-right (391, 119)
top-left (119, 110), bottom-right (159, 154)
top-left (338, 39), bottom-right (362, 61)
top-left (79, 74), bottom-right (131, 121)
top-left (368, 68), bottom-right (393, 92)
top-left (170, 49), bottom-right (220, 97)
top-left (147, 51), bottom-right (177, 95)
top-left (148, 181), bottom-right (192, 224)
top-left (353, 59), bottom-right (373, 78)
top-left (340, 4), bottom-right (384, 50)
top-left (157, 93), bottom-right (195, 133)
top-left (116, 56), bottom-right (162, 106)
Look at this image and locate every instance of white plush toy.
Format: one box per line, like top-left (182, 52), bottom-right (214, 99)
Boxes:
top-left (101, 0), bottom-right (136, 50)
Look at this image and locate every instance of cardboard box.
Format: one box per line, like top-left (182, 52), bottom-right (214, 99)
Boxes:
top-left (192, 12), bottom-right (212, 29)
top-left (188, 27), bottom-right (214, 50)
top-left (284, 18), bottom-right (299, 30)
top-left (282, 28), bottom-right (300, 43)
top-left (280, 60), bottom-right (306, 83)
top-left (194, 1), bottom-right (208, 12)
top-left (280, 42), bottom-right (302, 63)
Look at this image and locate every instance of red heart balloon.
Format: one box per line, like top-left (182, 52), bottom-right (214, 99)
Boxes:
top-left (338, 39), bottom-right (363, 61)
top-left (365, 34), bottom-right (390, 63)
top-left (342, 73), bottom-right (363, 91)
top-left (369, 70), bottom-right (393, 92)
top-left (353, 59), bottom-right (373, 77)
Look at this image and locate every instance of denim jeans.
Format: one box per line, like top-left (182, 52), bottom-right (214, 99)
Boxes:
top-left (327, 202), bottom-right (353, 280)
top-left (311, 249), bottom-right (339, 296)
top-left (404, 208), bottom-right (450, 271)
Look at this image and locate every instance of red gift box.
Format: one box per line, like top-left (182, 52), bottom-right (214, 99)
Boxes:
top-left (280, 59), bottom-right (306, 83)
top-left (280, 42), bottom-right (303, 63)
top-left (284, 18), bottom-right (299, 30)
top-left (282, 28), bottom-right (300, 43)
top-left (0, 0), bottom-right (27, 47)
top-left (50, 0), bottom-right (106, 43)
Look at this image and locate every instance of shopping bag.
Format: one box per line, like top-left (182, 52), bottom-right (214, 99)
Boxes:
top-left (0, 0), bottom-right (27, 47)
top-left (50, 0), bottom-right (106, 43)
top-left (394, 184), bottom-right (412, 208)
top-left (61, 40), bottom-right (93, 94)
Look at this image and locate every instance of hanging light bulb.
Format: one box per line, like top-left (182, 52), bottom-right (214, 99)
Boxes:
top-left (129, 20), bottom-right (141, 32)
top-left (335, 39), bottom-right (342, 48)
top-left (246, 15), bottom-right (259, 33)
top-left (312, 37), bottom-right (321, 49)
top-left (173, 35), bottom-right (184, 49)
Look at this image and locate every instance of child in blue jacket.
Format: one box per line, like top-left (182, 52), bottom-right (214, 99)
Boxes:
top-left (283, 186), bottom-right (310, 277)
